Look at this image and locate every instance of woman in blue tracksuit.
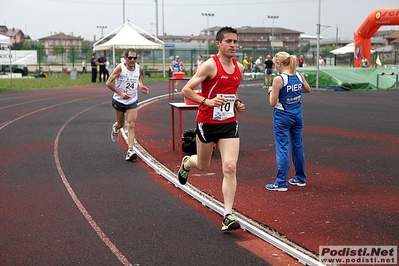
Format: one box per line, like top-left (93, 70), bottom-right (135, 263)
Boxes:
top-left (265, 51), bottom-right (311, 191)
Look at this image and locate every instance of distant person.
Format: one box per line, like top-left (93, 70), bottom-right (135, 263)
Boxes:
top-left (177, 26), bottom-right (245, 231)
top-left (318, 55), bottom-right (325, 67)
top-left (197, 54), bottom-right (204, 68)
top-left (169, 55), bottom-right (185, 92)
top-left (90, 53), bottom-right (98, 83)
top-left (106, 48), bottom-right (149, 161)
top-left (98, 53), bottom-right (107, 82)
top-left (361, 56), bottom-right (368, 68)
top-left (105, 60), bottom-right (110, 80)
top-left (298, 55), bottom-right (305, 67)
top-left (194, 54), bottom-right (204, 74)
top-left (254, 56), bottom-right (263, 72)
top-left (242, 55), bottom-right (249, 73)
top-left (248, 56), bottom-right (254, 73)
top-left (264, 54), bottom-right (274, 88)
top-left (82, 60), bottom-right (87, 74)
top-left (265, 51), bottom-right (311, 192)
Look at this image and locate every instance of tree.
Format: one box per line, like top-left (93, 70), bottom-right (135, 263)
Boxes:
top-left (208, 42), bottom-right (217, 55)
top-left (53, 45), bottom-right (65, 55)
top-left (21, 41), bottom-right (33, 50)
top-left (322, 45), bottom-right (336, 56)
top-left (68, 46), bottom-right (78, 62)
top-left (300, 43), bottom-right (310, 54)
top-left (81, 40), bottom-right (91, 56)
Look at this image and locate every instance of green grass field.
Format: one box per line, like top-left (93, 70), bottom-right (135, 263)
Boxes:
top-left (0, 72), bottom-right (171, 92)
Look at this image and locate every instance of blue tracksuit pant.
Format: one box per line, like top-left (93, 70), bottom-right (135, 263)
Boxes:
top-left (273, 107), bottom-right (306, 187)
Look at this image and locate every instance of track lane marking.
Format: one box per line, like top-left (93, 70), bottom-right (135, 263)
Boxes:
top-left (53, 102), bottom-right (132, 266)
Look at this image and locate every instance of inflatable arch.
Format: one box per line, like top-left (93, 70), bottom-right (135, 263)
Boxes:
top-left (354, 8), bottom-right (399, 67)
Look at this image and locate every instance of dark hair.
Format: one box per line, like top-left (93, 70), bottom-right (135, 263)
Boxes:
top-left (124, 48), bottom-right (137, 56)
top-left (216, 26), bottom-right (238, 42)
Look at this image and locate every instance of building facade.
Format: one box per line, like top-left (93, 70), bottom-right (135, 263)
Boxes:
top-left (38, 32), bottom-right (83, 55)
top-left (0, 26), bottom-right (30, 49)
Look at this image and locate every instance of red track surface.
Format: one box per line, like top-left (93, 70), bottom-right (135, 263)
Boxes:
top-left (1, 83), bottom-right (398, 265)
top-left (137, 87), bottom-right (399, 255)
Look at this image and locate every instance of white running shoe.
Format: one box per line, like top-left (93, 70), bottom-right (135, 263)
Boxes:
top-left (125, 148), bottom-right (138, 161)
top-left (111, 123), bottom-right (119, 143)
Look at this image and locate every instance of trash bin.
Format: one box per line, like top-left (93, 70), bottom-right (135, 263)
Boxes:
top-left (70, 67), bottom-right (77, 80)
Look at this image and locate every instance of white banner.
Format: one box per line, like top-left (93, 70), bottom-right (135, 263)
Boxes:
top-left (0, 50), bottom-right (37, 65)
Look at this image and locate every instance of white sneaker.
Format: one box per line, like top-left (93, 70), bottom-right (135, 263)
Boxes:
top-left (111, 123), bottom-right (118, 143)
top-left (125, 148), bottom-right (138, 161)
top-left (174, 88), bottom-right (178, 92)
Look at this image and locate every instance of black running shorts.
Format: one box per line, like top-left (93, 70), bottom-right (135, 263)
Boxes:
top-left (112, 99), bottom-right (138, 113)
top-left (196, 121), bottom-right (239, 143)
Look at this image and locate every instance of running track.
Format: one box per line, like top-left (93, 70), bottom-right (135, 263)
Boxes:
top-left (1, 82), bottom-right (398, 265)
top-left (0, 83), bottom-right (297, 265)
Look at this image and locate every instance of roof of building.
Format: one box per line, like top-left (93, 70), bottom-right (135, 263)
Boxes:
top-left (39, 32), bottom-right (83, 41)
top-left (237, 26), bottom-right (303, 34)
top-left (0, 26), bottom-right (25, 37)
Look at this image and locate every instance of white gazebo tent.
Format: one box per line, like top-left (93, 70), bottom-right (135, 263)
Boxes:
top-left (93, 21), bottom-right (165, 76)
top-left (330, 42), bottom-right (375, 55)
top-left (0, 34), bottom-right (13, 88)
top-left (0, 34), bottom-right (10, 45)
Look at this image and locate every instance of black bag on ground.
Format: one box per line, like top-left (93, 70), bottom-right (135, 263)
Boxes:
top-left (182, 129), bottom-right (196, 155)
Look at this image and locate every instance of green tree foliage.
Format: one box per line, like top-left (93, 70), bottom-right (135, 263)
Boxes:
top-left (21, 41), bottom-right (32, 50)
top-left (53, 45), bottom-right (65, 55)
top-left (68, 47), bottom-right (78, 62)
top-left (81, 40), bottom-right (92, 59)
top-left (208, 42), bottom-right (218, 55)
top-left (322, 45), bottom-right (336, 56)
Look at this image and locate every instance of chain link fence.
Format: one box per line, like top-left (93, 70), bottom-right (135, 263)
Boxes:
top-left (23, 47), bottom-right (399, 76)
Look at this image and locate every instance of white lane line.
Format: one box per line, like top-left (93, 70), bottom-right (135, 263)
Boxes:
top-left (53, 103), bottom-right (132, 266)
top-left (126, 94), bottom-right (324, 266)
top-left (0, 95), bottom-right (104, 130)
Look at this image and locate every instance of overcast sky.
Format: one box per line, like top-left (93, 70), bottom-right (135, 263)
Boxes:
top-left (1, 0), bottom-right (398, 42)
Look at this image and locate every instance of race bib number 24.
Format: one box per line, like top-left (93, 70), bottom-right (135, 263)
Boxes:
top-left (124, 78), bottom-right (138, 96)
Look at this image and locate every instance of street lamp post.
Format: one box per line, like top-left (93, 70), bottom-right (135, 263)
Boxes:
top-left (201, 13), bottom-right (214, 55)
top-left (267, 15), bottom-right (279, 55)
top-left (155, 0), bottom-right (158, 38)
top-left (97, 26), bottom-right (107, 39)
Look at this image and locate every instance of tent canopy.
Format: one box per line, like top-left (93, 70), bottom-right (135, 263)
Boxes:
top-left (0, 34), bottom-right (10, 45)
top-left (330, 42), bottom-right (375, 55)
top-left (93, 21), bottom-right (163, 51)
top-left (330, 42), bottom-right (356, 55)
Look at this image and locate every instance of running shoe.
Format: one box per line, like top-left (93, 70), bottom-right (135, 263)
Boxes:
top-left (111, 123), bottom-right (119, 143)
top-left (177, 155), bottom-right (190, 185)
top-left (265, 183), bottom-right (288, 192)
top-left (221, 214), bottom-right (241, 231)
top-left (125, 148), bottom-right (138, 161)
top-left (288, 178), bottom-right (306, 187)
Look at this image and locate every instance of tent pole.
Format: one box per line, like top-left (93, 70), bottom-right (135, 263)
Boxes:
top-left (9, 42), bottom-right (12, 90)
top-left (163, 47), bottom-right (165, 77)
top-left (113, 45), bottom-right (115, 68)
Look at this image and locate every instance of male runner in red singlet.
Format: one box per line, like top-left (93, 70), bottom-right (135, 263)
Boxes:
top-left (177, 27), bottom-right (245, 231)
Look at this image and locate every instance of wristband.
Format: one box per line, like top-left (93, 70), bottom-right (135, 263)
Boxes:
top-left (201, 97), bottom-right (207, 106)
top-left (268, 89), bottom-right (272, 95)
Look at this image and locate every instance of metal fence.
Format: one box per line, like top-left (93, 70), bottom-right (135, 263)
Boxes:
top-left (28, 47), bottom-right (399, 75)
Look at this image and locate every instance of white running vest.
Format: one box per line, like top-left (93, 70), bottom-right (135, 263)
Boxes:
top-left (113, 63), bottom-right (140, 105)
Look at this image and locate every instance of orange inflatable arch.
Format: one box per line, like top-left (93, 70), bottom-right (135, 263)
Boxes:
top-left (354, 8), bottom-right (399, 67)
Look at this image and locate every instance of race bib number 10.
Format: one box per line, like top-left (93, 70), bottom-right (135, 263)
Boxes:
top-left (212, 94), bottom-right (236, 120)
